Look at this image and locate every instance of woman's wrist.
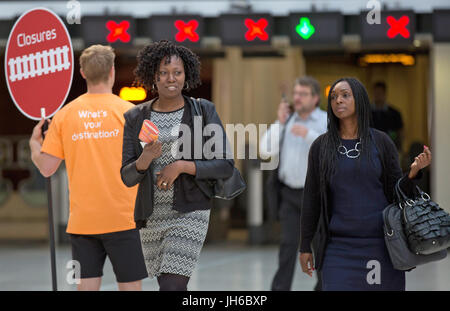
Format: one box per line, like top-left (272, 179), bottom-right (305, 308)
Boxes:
top-left (175, 160), bottom-right (184, 174)
top-left (177, 160), bottom-right (189, 174)
top-left (177, 160), bottom-right (196, 176)
top-left (408, 168), bottom-right (419, 179)
top-left (136, 157), bottom-right (151, 172)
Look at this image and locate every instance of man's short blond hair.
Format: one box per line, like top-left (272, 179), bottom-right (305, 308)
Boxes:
top-left (79, 45), bottom-right (115, 84)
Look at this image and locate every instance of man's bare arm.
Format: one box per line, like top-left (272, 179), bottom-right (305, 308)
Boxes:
top-left (29, 119), bottom-right (62, 177)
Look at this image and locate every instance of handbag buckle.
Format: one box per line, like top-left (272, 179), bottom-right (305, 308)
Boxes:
top-left (406, 199), bottom-right (416, 207)
top-left (421, 192), bottom-right (431, 201)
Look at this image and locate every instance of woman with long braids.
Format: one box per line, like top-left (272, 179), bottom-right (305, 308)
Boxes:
top-left (120, 40), bottom-right (234, 290)
top-left (299, 77), bottom-right (432, 290)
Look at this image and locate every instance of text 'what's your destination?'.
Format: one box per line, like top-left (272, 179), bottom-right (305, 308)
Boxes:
top-left (72, 110), bottom-right (120, 141)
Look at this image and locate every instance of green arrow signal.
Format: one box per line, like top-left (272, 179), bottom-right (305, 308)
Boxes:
top-left (296, 17), bottom-right (315, 40)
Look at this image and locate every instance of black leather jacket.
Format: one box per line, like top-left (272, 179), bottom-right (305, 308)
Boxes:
top-left (120, 96), bottom-right (234, 229)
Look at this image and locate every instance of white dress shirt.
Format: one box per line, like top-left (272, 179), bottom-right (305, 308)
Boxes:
top-left (259, 107), bottom-right (327, 189)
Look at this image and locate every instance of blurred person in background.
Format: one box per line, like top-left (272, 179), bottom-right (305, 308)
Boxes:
top-left (299, 77), bottom-right (431, 291)
top-left (371, 81), bottom-right (404, 152)
top-left (120, 40), bottom-right (234, 291)
top-left (29, 45), bottom-right (147, 291)
top-left (260, 76), bottom-right (327, 291)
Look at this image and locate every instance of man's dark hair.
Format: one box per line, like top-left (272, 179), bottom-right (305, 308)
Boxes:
top-left (373, 81), bottom-right (387, 92)
top-left (134, 40), bottom-right (201, 92)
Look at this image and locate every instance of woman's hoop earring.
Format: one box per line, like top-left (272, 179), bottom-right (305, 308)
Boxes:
top-left (152, 84), bottom-right (157, 92)
top-left (183, 82), bottom-right (189, 90)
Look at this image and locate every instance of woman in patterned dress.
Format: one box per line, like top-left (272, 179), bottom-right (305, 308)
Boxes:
top-left (120, 40), bottom-right (234, 290)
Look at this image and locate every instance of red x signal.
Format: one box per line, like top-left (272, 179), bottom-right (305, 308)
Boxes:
top-left (175, 20), bottom-right (200, 42)
top-left (244, 18), bottom-right (269, 41)
top-left (106, 20), bottom-right (131, 43)
top-left (386, 16), bottom-right (410, 39)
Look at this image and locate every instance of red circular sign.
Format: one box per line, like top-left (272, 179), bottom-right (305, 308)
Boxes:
top-left (5, 8), bottom-right (73, 120)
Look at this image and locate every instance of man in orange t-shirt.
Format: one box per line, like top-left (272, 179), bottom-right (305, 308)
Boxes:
top-left (29, 45), bottom-right (147, 291)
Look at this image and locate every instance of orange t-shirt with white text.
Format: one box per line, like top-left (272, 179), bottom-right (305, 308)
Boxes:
top-left (41, 93), bottom-right (137, 234)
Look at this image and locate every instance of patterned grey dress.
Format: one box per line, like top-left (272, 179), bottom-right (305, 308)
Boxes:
top-left (140, 106), bottom-right (211, 278)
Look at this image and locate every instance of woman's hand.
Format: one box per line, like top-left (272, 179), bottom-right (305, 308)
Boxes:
top-left (156, 161), bottom-right (185, 190)
top-left (299, 253), bottom-right (314, 277)
top-left (136, 140), bottom-right (162, 171)
top-left (408, 145), bottom-right (432, 179)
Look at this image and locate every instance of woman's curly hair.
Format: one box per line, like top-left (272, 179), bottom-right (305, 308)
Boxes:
top-left (134, 40), bottom-right (201, 93)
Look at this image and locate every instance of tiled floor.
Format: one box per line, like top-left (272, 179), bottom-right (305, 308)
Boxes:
top-left (0, 242), bottom-right (449, 291)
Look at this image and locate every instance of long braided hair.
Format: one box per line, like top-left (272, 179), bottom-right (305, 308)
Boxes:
top-left (319, 77), bottom-right (373, 194)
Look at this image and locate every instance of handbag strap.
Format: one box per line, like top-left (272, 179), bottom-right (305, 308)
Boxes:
top-left (395, 178), bottom-right (408, 202)
top-left (191, 97), bottom-right (208, 129)
top-left (414, 185), bottom-right (426, 197)
top-left (191, 97), bottom-right (202, 117)
top-left (395, 178), bottom-right (429, 206)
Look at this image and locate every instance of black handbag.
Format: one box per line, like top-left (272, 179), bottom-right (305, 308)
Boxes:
top-left (211, 169), bottom-right (246, 200)
top-left (383, 179), bottom-right (448, 270)
top-left (190, 98), bottom-right (246, 200)
top-left (395, 180), bottom-right (450, 255)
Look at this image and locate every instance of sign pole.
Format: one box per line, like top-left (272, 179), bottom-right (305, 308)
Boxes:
top-left (5, 8), bottom-right (74, 291)
top-left (46, 170), bottom-right (58, 291)
top-left (41, 108), bottom-right (57, 291)
top-left (46, 175), bottom-right (58, 291)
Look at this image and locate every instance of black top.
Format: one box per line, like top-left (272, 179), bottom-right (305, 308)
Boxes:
top-left (329, 138), bottom-right (389, 238)
top-left (371, 105), bottom-right (403, 150)
top-left (300, 128), bottom-right (421, 271)
top-left (120, 96), bottom-right (234, 229)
